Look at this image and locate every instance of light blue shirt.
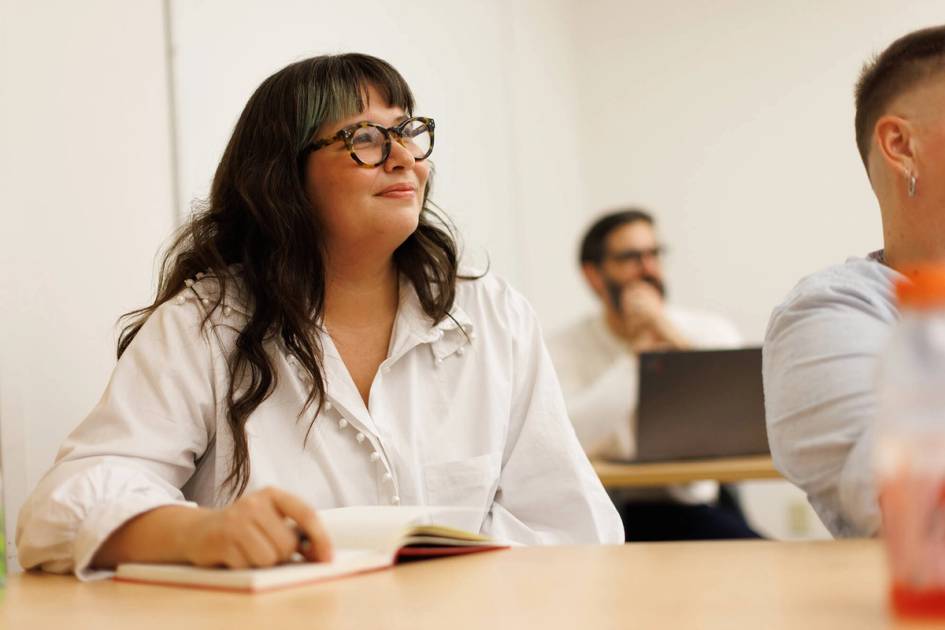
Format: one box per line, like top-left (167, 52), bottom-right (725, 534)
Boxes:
top-left (763, 252), bottom-right (903, 537)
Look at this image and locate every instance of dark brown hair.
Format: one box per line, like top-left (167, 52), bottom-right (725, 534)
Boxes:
top-left (118, 53), bottom-right (461, 498)
top-left (854, 25), bottom-right (945, 169)
top-left (579, 208), bottom-right (654, 265)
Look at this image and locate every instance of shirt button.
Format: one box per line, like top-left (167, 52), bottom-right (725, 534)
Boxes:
top-left (184, 278), bottom-right (195, 288)
top-left (391, 496), bottom-right (401, 505)
top-left (456, 346), bottom-right (465, 356)
top-left (338, 418), bottom-right (349, 429)
top-left (324, 401), bottom-right (333, 412)
top-left (223, 306), bottom-right (232, 317)
top-left (201, 298), bottom-right (210, 306)
top-left (175, 296), bottom-right (186, 305)
top-left (435, 357), bottom-right (444, 365)
top-left (382, 472), bottom-right (392, 482)
top-left (355, 432), bottom-right (366, 443)
top-left (369, 452), bottom-right (381, 462)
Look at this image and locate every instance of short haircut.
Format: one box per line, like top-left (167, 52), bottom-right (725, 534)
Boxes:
top-left (854, 25), bottom-right (945, 169)
top-left (579, 208), bottom-right (654, 265)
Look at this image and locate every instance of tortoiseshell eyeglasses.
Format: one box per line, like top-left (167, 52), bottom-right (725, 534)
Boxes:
top-left (304, 116), bottom-right (435, 168)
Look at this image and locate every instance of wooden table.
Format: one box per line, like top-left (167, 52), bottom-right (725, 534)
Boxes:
top-left (1, 540), bottom-right (915, 630)
top-left (594, 455), bottom-right (782, 488)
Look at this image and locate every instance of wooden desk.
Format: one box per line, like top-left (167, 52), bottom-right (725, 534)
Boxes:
top-left (594, 455), bottom-right (782, 488)
top-left (1, 540), bottom-right (904, 630)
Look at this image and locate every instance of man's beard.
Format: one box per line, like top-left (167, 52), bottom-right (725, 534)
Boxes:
top-left (603, 274), bottom-right (667, 313)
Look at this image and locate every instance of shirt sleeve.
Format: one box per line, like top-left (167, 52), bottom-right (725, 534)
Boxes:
top-left (554, 355), bottom-right (637, 460)
top-left (15, 293), bottom-right (221, 579)
top-left (763, 282), bottom-right (893, 537)
top-left (547, 331), bottom-right (636, 460)
top-left (482, 290), bottom-right (624, 545)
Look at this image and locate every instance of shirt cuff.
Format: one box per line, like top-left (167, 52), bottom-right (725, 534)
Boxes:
top-left (73, 496), bottom-right (198, 581)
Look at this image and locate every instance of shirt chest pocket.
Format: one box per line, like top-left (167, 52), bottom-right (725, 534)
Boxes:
top-left (423, 453), bottom-right (501, 531)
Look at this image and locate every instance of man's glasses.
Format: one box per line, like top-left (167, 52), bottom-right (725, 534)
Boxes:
top-left (604, 246), bottom-right (665, 265)
top-left (304, 116), bottom-right (435, 168)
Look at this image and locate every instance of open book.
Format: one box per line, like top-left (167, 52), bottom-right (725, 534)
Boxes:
top-left (114, 506), bottom-right (508, 593)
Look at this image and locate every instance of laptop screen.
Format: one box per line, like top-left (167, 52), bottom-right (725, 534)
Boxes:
top-left (632, 347), bottom-right (769, 463)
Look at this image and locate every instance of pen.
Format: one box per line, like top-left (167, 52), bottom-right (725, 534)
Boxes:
top-left (295, 526), bottom-right (311, 548)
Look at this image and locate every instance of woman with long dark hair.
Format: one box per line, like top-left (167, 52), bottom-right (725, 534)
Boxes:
top-left (17, 53), bottom-right (622, 578)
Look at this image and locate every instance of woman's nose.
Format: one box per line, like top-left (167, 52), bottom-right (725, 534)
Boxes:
top-left (383, 138), bottom-right (416, 172)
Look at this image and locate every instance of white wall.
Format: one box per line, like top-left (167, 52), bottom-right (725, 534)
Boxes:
top-left (168, 0), bottom-right (594, 333)
top-left (569, 0), bottom-right (945, 342)
top-left (0, 0), bottom-right (175, 568)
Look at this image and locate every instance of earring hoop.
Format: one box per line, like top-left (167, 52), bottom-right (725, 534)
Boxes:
top-left (908, 172), bottom-right (917, 198)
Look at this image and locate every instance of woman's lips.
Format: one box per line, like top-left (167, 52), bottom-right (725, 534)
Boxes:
top-left (376, 184), bottom-right (417, 198)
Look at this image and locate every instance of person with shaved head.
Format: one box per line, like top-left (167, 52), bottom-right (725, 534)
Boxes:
top-left (764, 25), bottom-right (945, 538)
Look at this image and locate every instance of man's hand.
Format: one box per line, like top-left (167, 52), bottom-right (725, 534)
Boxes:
top-left (617, 282), bottom-right (690, 352)
top-left (619, 282), bottom-right (664, 335)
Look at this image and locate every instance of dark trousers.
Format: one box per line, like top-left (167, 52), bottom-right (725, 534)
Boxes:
top-left (616, 486), bottom-right (763, 542)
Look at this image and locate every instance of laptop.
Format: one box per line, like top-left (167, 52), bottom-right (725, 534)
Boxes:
top-left (628, 347), bottom-right (769, 463)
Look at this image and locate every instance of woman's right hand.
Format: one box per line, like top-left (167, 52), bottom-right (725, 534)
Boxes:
top-left (92, 486), bottom-right (333, 570)
top-left (183, 486), bottom-right (333, 568)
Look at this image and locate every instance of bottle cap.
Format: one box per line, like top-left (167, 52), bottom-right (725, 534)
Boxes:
top-left (896, 264), bottom-right (945, 309)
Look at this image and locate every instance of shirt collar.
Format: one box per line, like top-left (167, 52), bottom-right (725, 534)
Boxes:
top-left (867, 249), bottom-right (886, 265)
top-left (316, 279), bottom-right (474, 437)
top-left (389, 278), bottom-right (475, 363)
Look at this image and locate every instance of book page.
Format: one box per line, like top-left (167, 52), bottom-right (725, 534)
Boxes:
top-left (408, 525), bottom-right (491, 542)
top-left (319, 506), bottom-right (429, 554)
top-left (116, 548), bottom-right (392, 592)
top-left (319, 506), bottom-right (488, 553)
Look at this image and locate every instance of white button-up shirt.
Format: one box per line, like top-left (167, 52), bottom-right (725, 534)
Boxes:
top-left (763, 252), bottom-right (902, 537)
top-left (17, 272), bottom-right (623, 579)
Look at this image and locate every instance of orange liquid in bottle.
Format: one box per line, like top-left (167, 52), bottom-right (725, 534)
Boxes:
top-left (892, 584), bottom-right (945, 618)
top-left (881, 474), bottom-right (945, 618)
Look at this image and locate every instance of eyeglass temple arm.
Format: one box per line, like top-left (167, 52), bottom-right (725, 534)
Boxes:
top-left (306, 128), bottom-right (350, 153)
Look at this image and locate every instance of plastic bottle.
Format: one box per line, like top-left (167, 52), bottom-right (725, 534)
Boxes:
top-left (876, 264), bottom-right (945, 618)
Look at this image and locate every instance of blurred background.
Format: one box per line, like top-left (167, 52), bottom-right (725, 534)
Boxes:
top-left (3, 0), bottom-right (944, 568)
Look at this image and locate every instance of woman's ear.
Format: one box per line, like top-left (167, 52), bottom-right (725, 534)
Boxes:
top-left (874, 114), bottom-right (918, 178)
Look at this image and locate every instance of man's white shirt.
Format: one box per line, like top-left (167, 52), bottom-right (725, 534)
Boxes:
top-left (548, 305), bottom-right (742, 505)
